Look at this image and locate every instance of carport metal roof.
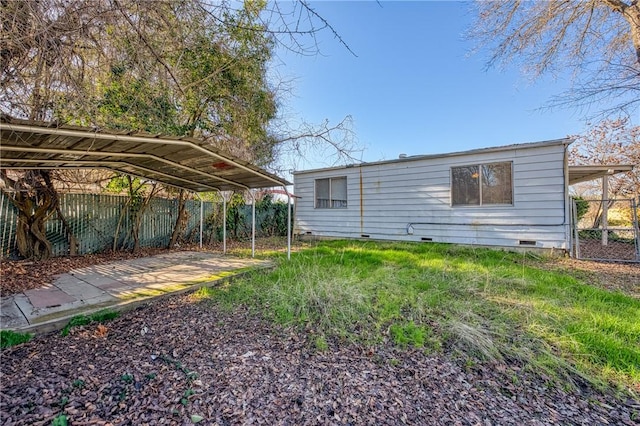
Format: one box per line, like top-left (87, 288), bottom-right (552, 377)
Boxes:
top-left (0, 116), bottom-right (290, 192)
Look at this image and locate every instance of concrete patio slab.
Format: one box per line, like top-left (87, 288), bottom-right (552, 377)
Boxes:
top-left (54, 276), bottom-right (111, 301)
top-left (24, 286), bottom-right (77, 308)
top-left (1, 251), bottom-right (273, 335)
top-left (0, 296), bottom-right (27, 329)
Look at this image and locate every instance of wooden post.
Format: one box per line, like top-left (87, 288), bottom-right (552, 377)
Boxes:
top-left (602, 174), bottom-right (609, 246)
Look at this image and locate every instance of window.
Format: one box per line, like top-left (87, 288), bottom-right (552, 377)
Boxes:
top-left (451, 162), bottom-right (512, 206)
top-left (315, 177), bottom-right (347, 208)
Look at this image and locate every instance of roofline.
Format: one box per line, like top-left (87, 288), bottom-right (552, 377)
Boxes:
top-left (293, 138), bottom-right (573, 175)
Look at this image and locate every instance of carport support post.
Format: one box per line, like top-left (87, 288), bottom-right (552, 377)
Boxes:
top-left (197, 193), bottom-right (203, 249)
top-left (223, 192), bottom-right (227, 254)
top-left (282, 185), bottom-right (292, 260)
top-left (251, 190), bottom-right (256, 257)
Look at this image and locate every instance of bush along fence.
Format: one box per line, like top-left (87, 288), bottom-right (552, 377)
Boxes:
top-left (0, 192), bottom-right (290, 259)
top-left (571, 197), bottom-right (640, 262)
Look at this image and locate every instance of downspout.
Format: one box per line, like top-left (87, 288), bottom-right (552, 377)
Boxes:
top-left (563, 144), bottom-right (570, 253)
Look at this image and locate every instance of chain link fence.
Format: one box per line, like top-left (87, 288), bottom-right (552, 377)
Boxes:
top-left (571, 198), bottom-right (639, 262)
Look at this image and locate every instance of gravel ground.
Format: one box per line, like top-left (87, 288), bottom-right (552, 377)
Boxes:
top-left (1, 294), bottom-right (639, 426)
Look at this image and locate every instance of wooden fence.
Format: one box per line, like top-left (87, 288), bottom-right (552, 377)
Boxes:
top-left (0, 193), bottom-right (288, 258)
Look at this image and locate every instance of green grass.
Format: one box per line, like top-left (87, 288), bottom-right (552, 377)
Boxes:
top-left (61, 310), bottom-right (120, 336)
top-left (0, 330), bottom-right (33, 348)
top-left (197, 240), bottom-right (640, 393)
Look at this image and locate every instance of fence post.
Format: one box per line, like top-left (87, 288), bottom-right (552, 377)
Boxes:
top-left (633, 198), bottom-right (640, 261)
top-left (571, 198), bottom-right (581, 259)
top-left (602, 174), bottom-right (609, 246)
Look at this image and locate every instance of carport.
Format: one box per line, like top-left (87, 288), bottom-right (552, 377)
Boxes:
top-left (0, 115), bottom-right (293, 258)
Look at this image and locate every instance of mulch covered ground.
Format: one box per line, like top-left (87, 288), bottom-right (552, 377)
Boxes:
top-left (1, 296), bottom-right (639, 425)
top-left (1, 246), bottom-right (639, 424)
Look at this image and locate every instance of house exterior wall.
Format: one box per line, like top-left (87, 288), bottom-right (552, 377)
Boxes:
top-left (293, 141), bottom-right (571, 250)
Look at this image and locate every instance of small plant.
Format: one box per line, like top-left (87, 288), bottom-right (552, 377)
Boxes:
top-left (61, 310), bottom-right (119, 336)
top-left (58, 396), bottom-right (69, 408)
top-left (160, 355), bottom-right (198, 382)
top-left (51, 414), bottom-right (68, 426)
top-left (145, 372), bottom-right (157, 380)
top-left (573, 197), bottom-right (589, 221)
top-left (390, 321), bottom-right (427, 348)
top-left (72, 379), bottom-right (85, 389)
top-left (314, 335), bottom-right (329, 352)
top-left (120, 373), bottom-right (134, 384)
top-left (0, 330), bottom-right (33, 348)
top-left (181, 388), bottom-right (194, 406)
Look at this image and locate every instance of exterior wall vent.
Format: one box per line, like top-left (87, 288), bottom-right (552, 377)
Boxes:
top-left (421, 237), bottom-right (433, 242)
top-left (361, 234), bottom-right (370, 238)
top-left (519, 240), bottom-right (537, 246)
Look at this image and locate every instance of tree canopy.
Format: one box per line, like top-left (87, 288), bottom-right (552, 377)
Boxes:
top-left (1, 0), bottom-right (282, 163)
top-left (0, 0), bottom-right (357, 259)
top-left (471, 0), bottom-right (640, 116)
top-left (570, 118), bottom-right (640, 199)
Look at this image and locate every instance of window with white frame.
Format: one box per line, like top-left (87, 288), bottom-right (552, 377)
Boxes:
top-left (315, 177), bottom-right (347, 208)
top-left (451, 162), bottom-right (512, 206)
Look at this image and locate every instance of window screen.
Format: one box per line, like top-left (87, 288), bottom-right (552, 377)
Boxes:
top-left (482, 162), bottom-right (513, 205)
top-left (451, 162), bottom-right (512, 206)
top-left (315, 177), bottom-right (347, 208)
top-left (452, 165), bottom-right (480, 206)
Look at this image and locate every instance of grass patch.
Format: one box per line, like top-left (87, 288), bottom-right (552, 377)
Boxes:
top-left (61, 310), bottom-right (119, 336)
top-left (0, 330), bottom-right (33, 348)
top-left (203, 240), bottom-right (640, 393)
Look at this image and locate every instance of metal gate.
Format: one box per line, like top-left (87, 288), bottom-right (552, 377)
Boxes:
top-left (570, 198), bottom-right (640, 262)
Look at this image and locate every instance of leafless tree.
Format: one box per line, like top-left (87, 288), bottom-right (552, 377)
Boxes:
top-left (570, 118), bottom-right (640, 199)
top-left (470, 0), bottom-right (640, 117)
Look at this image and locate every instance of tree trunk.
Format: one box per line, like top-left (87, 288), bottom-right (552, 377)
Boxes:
top-left (622, 2), bottom-right (640, 65)
top-left (168, 189), bottom-right (188, 249)
top-left (5, 171), bottom-right (57, 260)
top-left (128, 179), bottom-right (158, 254)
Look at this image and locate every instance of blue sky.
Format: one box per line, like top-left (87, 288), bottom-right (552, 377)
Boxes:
top-left (271, 1), bottom-right (634, 171)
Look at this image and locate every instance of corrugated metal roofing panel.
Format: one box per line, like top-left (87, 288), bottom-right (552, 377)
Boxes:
top-left (0, 115), bottom-right (290, 192)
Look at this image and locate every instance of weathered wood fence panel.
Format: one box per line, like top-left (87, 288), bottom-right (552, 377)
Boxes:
top-left (0, 193), bottom-right (215, 257)
top-left (0, 193), bottom-right (288, 258)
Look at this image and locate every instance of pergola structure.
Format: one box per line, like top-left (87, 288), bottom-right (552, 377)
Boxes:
top-left (0, 115), bottom-right (293, 258)
top-left (568, 164), bottom-right (635, 247)
top-left (568, 164), bottom-right (634, 186)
